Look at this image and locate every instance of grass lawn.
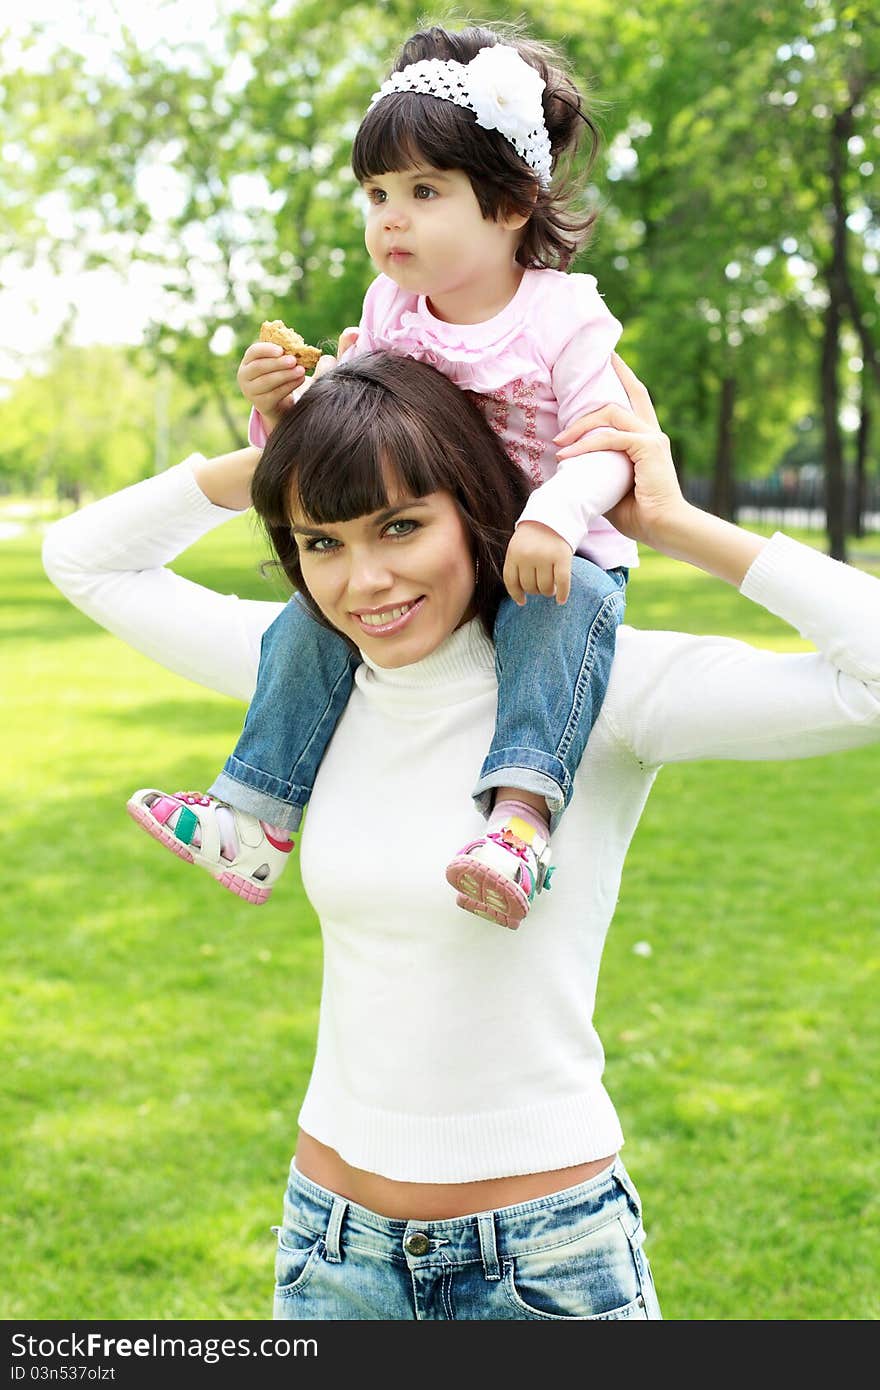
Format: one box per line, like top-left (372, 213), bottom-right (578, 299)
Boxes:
top-left (3, 507), bottom-right (879, 1321)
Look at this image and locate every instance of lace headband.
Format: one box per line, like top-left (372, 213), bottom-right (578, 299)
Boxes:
top-left (369, 45), bottom-right (553, 188)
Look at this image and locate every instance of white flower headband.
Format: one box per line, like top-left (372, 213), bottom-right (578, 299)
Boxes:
top-left (369, 44), bottom-right (553, 188)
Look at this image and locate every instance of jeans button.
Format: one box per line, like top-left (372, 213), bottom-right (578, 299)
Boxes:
top-left (404, 1231), bottom-right (430, 1256)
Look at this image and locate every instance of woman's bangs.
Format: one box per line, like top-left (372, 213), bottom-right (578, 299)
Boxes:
top-left (292, 414), bottom-right (442, 527)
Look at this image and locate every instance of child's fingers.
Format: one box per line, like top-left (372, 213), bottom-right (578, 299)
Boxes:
top-left (554, 563), bottom-right (571, 605)
top-left (240, 349), bottom-right (302, 379)
top-left (502, 559), bottom-right (527, 607)
top-left (534, 563), bottom-right (557, 599)
top-left (246, 364), bottom-right (306, 396)
top-left (261, 380), bottom-right (305, 410)
top-left (241, 342), bottom-right (287, 365)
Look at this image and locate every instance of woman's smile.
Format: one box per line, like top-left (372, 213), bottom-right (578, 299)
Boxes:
top-left (350, 596), bottom-right (425, 634)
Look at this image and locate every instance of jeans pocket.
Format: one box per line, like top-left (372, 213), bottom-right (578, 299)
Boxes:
top-left (272, 1223), bottom-right (324, 1297)
top-left (501, 1216), bottom-right (650, 1320)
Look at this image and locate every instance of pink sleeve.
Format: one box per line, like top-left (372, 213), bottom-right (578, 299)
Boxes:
top-left (248, 408), bottom-right (269, 448)
top-left (517, 277), bottom-right (633, 551)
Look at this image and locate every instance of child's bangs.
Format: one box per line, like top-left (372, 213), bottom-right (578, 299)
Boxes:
top-left (352, 92), bottom-right (472, 181)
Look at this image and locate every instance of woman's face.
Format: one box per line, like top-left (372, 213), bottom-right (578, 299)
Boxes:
top-left (290, 481), bottom-right (477, 668)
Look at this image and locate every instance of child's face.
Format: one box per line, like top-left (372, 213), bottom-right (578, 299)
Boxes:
top-left (289, 477), bottom-right (476, 669)
top-left (361, 164), bottom-right (527, 317)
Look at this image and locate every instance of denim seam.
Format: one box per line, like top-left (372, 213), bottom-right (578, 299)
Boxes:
top-left (555, 588), bottom-right (625, 763)
top-left (332, 1241), bottom-right (412, 1267)
top-left (500, 1259), bottom-right (642, 1321)
top-left (221, 757), bottom-right (311, 804)
top-left (287, 660), bottom-right (358, 783)
top-left (509, 1209), bottom-right (624, 1258)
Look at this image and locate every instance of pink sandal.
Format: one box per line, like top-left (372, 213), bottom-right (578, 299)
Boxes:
top-left (126, 788), bottom-right (294, 905)
top-left (445, 815), bottom-right (554, 930)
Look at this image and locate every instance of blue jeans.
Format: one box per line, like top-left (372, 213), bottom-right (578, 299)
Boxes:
top-left (272, 1157), bottom-right (661, 1320)
top-left (209, 559), bottom-right (627, 833)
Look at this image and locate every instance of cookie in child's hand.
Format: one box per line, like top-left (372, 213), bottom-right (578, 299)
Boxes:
top-left (258, 320), bottom-right (322, 370)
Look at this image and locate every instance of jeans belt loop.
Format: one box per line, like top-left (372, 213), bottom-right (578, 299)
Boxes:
top-left (324, 1196), bottom-right (348, 1263)
top-left (477, 1211), bottom-right (501, 1281)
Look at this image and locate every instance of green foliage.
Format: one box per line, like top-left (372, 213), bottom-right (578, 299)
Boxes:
top-left (0, 345), bottom-right (244, 498)
top-left (1, 2), bottom-right (877, 496)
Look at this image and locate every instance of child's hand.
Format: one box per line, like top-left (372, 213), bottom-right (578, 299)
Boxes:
top-left (503, 522), bottom-right (573, 606)
top-left (237, 343), bottom-right (307, 433)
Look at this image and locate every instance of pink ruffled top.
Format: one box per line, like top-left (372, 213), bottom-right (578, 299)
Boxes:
top-left (251, 269), bottom-right (638, 569)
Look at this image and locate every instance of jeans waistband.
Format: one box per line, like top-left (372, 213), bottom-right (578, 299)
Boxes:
top-left (283, 1158), bottom-right (638, 1277)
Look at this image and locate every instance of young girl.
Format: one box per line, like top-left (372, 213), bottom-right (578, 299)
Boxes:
top-left (128, 22), bottom-right (638, 929)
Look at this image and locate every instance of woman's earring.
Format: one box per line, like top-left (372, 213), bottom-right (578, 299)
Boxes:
top-left (474, 557), bottom-right (480, 586)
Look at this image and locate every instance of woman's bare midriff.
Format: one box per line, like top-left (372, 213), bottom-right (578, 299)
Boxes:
top-left (295, 1130), bottom-right (616, 1220)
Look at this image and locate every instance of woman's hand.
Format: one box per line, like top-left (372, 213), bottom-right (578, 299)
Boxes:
top-left (560, 354), bottom-right (765, 585)
top-left (556, 354), bottom-right (687, 551)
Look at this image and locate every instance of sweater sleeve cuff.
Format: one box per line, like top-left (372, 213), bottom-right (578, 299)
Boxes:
top-left (178, 455), bottom-right (249, 525)
top-left (741, 530), bottom-right (880, 680)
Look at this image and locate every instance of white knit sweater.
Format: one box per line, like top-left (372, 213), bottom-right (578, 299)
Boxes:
top-left (42, 460), bottom-right (880, 1182)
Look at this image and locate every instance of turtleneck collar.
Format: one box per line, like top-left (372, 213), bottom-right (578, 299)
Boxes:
top-left (354, 617), bottom-right (497, 709)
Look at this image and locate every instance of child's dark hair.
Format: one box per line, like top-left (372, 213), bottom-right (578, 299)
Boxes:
top-left (251, 352), bottom-right (532, 644)
top-left (351, 22), bottom-right (600, 271)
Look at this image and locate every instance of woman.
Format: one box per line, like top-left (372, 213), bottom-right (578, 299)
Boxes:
top-left (42, 352), bottom-right (880, 1321)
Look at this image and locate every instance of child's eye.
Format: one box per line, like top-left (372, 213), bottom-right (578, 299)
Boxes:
top-left (413, 185), bottom-right (436, 200)
top-left (364, 186), bottom-right (386, 205)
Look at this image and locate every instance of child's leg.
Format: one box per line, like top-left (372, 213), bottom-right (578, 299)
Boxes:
top-left (128, 596), bottom-right (358, 903)
top-left (208, 595), bottom-right (359, 830)
top-left (446, 559), bottom-right (627, 928)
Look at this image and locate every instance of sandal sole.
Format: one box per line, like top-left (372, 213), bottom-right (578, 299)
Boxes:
top-left (445, 857), bottom-right (529, 930)
top-left (127, 799), bottom-right (271, 906)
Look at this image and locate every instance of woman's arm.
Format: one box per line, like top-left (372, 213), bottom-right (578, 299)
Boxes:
top-left (42, 453), bottom-right (284, 702)
top-left (575, 358), bottom-right (880, 766)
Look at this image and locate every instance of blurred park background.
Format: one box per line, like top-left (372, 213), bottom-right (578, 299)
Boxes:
top-left (2, 0), bottom-right (879, 1321)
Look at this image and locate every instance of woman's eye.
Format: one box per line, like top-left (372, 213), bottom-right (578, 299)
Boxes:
top-left (385, 519), bottom-right (419, 538)
top-left (303, 535), bottom-right (339, 553)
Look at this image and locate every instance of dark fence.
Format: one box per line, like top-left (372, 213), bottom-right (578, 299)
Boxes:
top-left (682, 474), bottom-right (880, 533)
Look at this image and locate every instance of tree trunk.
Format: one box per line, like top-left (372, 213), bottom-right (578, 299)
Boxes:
top-left (821, 299), bottom-right (847, 561)
top-left (710, 374), bottom-right (737, 521)
top-left (822, 108), bottom-right (852, 562)
top-left (852, 375), bottom-right (870, 539)
top-left (213, 385), bottom-right (244, 452)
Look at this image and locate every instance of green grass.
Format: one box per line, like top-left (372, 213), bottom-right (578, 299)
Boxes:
top-left (3, 513), bottom-right (879, 1321)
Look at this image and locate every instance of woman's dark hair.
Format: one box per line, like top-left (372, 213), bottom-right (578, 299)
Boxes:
top-left (251, 351), bottom-right (532, 642)
top-left (351, 22), bottom-right (600, 271)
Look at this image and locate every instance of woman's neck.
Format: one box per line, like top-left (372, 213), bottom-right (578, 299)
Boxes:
top-left (426, 263), bottom-right (525, 325)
